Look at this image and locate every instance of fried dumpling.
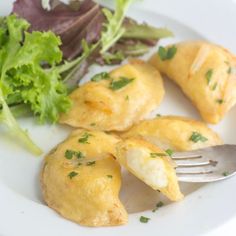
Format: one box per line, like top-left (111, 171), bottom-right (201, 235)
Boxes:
top-left (121, 116), bottom-right (223, 151)
top-left (115, 138), bottom-right (183, 201)
top-left (149, 41), bottom-right (236, 124)
top-left (60, 59), bottom-right (165, 131)
top-left (41, 129), bottom-right (128, 227)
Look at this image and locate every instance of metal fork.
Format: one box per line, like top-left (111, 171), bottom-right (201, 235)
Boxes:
top-left (173, 145), bottom-right (236, 182)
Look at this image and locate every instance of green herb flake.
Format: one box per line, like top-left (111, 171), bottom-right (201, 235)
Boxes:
top-left (65, 150), bottom-right (74, 159)
top-left (139, 216), bottom-right (150, 223)
top-left (125, 95), bottom-right (129, 101)
top-left (152, 201), bottom-right (164, 212)
top-left (211, 82), bottom-right (217, 91)
top-left (189, 132), bottom-right (208, 143)
top-left (109, 77), bottom-right (134, 91)
top-left (107, 175), bottom-right (113, 178)
top-left (76, 151), bottom-right (84, 159)
top-left (165, 149), bottom-right (174, 157)
top-left (158, 45), bottom-right (177, 61)
top-left (222, 171), bottom-right (230, 176)
top-left (90, 123), bottom-right (96, 127)
top-left (227, 67), bottom-right (232, 74)
top-left (216, 99), bottom-right (224, 104)
top-left (224, 61), bottom-right (230, 65)
top-left (65, 150), bottom-right (84, 160)
top-left (78, 132), bottom-right (92, 144)
top-left (91, 72), bottom-right (110, 82)
top-left (86, 161), bottom-right (96, 166)
top-left (150, 152), bottom-right (167, 158)
top-left (156, 114), bottom-right (161, 117)
top-left (205, 69), bottom-right (213, 85)
top-left (68, 171), bottom-right (78, 179)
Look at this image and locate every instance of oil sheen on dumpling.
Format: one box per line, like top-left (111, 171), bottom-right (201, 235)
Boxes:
top-left (149, 41), bottom-right (236, 124)
top-left (41, 129), bottom-right (128, 227)
top-left (121, 116), bottom-right (223, 151)
top-left (115, 138), bottom-right (183, 202)
top-left (60, 59), bottom-right (165, 131)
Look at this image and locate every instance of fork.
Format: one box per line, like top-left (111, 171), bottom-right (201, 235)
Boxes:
top-left (173, 145), bottom-right (236, 182)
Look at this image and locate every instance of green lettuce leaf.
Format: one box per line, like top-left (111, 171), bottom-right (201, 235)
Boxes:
top-left (0, 15), bottom-right (71, 154)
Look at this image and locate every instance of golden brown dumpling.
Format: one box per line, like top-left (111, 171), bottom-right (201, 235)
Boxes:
top-left (115, 138), bottom-right (183, 201)
top-left (149, 41), bottom-right (236, 124)
top-left (41, 129), bottom-right (128, 227)
top-left (60, 59), bottom-right (165, 131)
top-left (121, 116), bottom-right (223, 151)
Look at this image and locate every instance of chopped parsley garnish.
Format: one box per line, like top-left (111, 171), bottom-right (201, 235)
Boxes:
top-left (205, 69), bottom-right (213, 85)
top-left (91, 72), bottom-right (110, 82)
top-left (227, 67), bottom-right (232, 74)
top-left (189, 132), bottom-right (208, 143)
top-left (86, 161), bottom-right (96, 166)
top-left (211, 82), bottom-right (217, 91)
top-left (139, 216), bottom-right (150, 223)
top-left (68, 171), bottom-right (78, 179)
top-left (76, 151), bottom-right (84, 159)
top-left (224, 61), bottom-right (230, 65)
top-left (158, 45), bottom-right (177, 61)
top-left (65, 150), bottom-right (84, 159)
top-left (156, 113), bottom-right (161, 117)
top-left (152, 201), bottom-right (164, 212)
top-left (165, 149), bottom-right (174, 157)
top-left (222, 171), bottom-right (230, 176)
top-left (216, 99), bottom-right (224, 104)
top-left (65, 150), bottom-right (74, 159)
top-left (107, 175), bottom-right (113, 178)
top-left (150, 152), bottom-right (167, 158)
top-left (109, 77), bottom-right (134, 91)
top-left (90, 123), bottom-right (96, 126)
top-left (125, 95), bottom-right (129, 101)
top-left (78, 132), bottom-right (92, 144)
top-left (156, 201), bottom-right (164, 208)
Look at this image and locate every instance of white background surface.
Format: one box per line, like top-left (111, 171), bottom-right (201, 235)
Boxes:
top-left (0, 0), bottom-right (236, 236)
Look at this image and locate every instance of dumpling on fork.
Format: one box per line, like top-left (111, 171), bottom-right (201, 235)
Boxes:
top-left (115, 137), bottom-right (184, 202)
top-left (149, 41), bottom-right (236, 124)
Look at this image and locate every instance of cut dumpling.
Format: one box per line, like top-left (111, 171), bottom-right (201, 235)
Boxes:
top-left (60, 59), bottom-right (165, 131)
top-left (121, 116), bottom-right (223, 151)
top-left (149, 41), bottom-right (236, 124)
top-left (41, 129), bottom-right (128, 227)
top-left (115, 138), bottom-right (183, 201)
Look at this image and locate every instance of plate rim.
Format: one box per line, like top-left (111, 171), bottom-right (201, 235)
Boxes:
top-left (0, 0), bottom-right (236, 235)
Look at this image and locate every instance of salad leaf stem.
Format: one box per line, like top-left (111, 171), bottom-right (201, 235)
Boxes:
top-left (0, 89), bottom-right (42, 155)
top-left (57, 42), bottom-right (99, 75)
top-left (123, 25), bottom-right (173, 39)
top-left (100, 0), bottom-right (134, 54)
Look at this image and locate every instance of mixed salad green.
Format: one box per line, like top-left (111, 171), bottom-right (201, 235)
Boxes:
top-left (0, 0), bottom-right (172, 154)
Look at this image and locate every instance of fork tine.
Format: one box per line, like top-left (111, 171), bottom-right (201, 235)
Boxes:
top-left (172, 155), bottom-right (202, 160)
top-left (172, 152), bottom-right (202, 160)
top-left (177, 173), bottom-right (216, 183)
top-left (176, 160), bottom-right (218, 168)
top-left (176, 170), bottom-right (213, 175)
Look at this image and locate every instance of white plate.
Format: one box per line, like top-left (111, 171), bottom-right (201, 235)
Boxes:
top-left (0, 0), bottom-right (236, 235)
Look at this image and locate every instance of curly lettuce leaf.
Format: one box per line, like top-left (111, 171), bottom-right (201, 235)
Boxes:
top-left (0, 14), bottom-right (71, 154)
